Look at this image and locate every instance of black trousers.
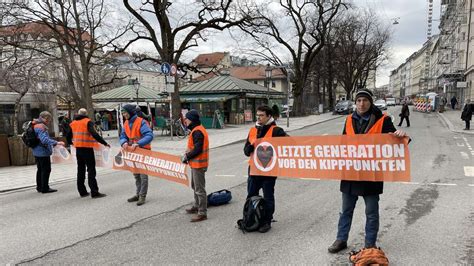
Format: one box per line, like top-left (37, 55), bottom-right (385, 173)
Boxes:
top-left (76, 148), bottom-right (99, 196)
top-left (398, 116), bottom-right (410, 127)
top-left (465, 120), bottom-right (471, 130)
top-left (35, 156), bottom-right (51, 192)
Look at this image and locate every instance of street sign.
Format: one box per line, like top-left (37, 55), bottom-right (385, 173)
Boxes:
top-left (161, 62), bottom-right (171, 75)
top-left (170, 64), bottom-right (177, 76)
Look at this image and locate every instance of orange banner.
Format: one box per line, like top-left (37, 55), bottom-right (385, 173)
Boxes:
top-left (112, 147), bottom-right (190, 186)
top-left (249, 134), bottom-right (410, 182)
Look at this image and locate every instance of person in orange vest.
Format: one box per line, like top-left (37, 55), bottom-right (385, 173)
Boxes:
top-left (67, 108), bottom-right (109, 198)
top-left (181, 109), bottom-right (209, 222)
top-left (328, 89), bottom-right (409, 253)
top-left (243, 105), bottom-right (287, 233)
top-left (120, 104), bottom-right (154, 206)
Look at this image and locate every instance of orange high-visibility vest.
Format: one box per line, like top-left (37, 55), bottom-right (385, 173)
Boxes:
top-left (247, 125), bottom-right (275, 164)
top-left (70, 118), bottom-right (99, 148)
top-left (124, 117), bottom-right (151, 150)
top-left (345, 114), bottom-right (386, 135)
top-left (187, 125), bottom-right (209, 169)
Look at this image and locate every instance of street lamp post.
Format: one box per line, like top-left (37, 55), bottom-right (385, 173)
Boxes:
top-left (265, 64), bottom-right (272, 105)
top-left (133, 78), bottom-right (140, 105)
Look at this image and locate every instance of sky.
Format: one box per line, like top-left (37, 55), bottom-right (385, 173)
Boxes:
top-left (122, 0), bottom-right (441, 88)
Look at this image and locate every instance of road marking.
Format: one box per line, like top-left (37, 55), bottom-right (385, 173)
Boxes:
top-left (215, 174), bottom-right (235, 177)
top-left (299, 178), bottom-right (321, 181)
top-left (429, 183), bottom-right (457, 186)
top-left (464, 166), bottom-right (474, 177)
top-left (460, 152), bottom-right (470, 159)
top-left (322, 133), bottom-right (329, 136)
top-left (457, 143), bottom-right (465, 147)
top-left (469, 184), bottom-right (474, 187)
top-left (398, 182), bottom-right (420, 185)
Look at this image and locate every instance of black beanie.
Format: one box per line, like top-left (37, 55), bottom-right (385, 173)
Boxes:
top-left (355, 89), bottom-right (374, 103)
top-left (122, 104), bottom-right (137, 116)
top-left (185, 109), bottom-right (200, 123)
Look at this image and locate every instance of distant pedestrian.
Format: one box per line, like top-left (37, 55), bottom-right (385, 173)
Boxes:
top-left (461, 99), bottom-right (473, 130)
top-left (397, 101), bottom-right (410, 127)
top-left (182, 109), bottom-right (210, 222)
top-left (101, 113), bottom-right (109, 131)
top-left (243, 105), bottom-right (287, 233)
top-left (32, 111), bottom-right (65, 193)
top-left (120, 104), bottom-right (154, 206)
top-left (451, 96), bottom-right (458, 110)
top-left (67, 108), bottom-right (109, 198)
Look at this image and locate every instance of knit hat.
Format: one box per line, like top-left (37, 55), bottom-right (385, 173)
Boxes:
top-left (122, 104), bottom-right (137, 116)
top-left (355, 88), bottom-right (374, 103)
top-left (185, 109), bottom-right (200, 123)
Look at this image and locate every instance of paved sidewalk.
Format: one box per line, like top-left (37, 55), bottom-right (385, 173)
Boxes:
top-left (0, 112), bottom-right (342, 192)
top-left (437, 109), bottom-right (474, 135)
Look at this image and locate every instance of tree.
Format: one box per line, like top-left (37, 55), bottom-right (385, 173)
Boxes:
top-left (120, 0), bottom-right (250, 119)
top-left (238, 0), bottom-right (345, 115)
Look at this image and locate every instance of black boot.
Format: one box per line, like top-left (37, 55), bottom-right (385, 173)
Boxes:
top-left (328, 240), bottom-right (347, 253)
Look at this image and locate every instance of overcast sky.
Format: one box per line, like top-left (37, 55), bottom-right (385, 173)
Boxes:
top-left (124, 0), bottom-right (441, 87)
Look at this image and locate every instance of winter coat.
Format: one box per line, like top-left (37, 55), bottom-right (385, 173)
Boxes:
top-left (119, 114), bottom-right (154, 147)
top-left (32, 118), bottom-right (58, 157)
top-left (341, 106), bottom-right (397, 196)
top-left (461, 103), bottom-right (473, 121)
top-left (400, 104), bottom-right (410, 117)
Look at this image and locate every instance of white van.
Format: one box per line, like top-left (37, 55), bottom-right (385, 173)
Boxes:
top-left (386, 98), bottom-right (396, 106)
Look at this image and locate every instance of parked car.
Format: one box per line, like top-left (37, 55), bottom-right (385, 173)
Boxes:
top-left (333, 100), bottom-right (354, 114)
top-left (374, 99), bottom-right (387, 110)
top-left (386, 97), bottom-right (396, 106)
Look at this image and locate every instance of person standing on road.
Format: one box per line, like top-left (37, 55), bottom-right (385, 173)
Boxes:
top-left (32, 111), bottom-right (65, 193)
top-left (120, 104), bottom-right (154, 206)
top-left (328, 88), bottom-right (409, 253)
top-left (67, 108), bottom-right (109, 198)
top-left (461, 99), bottom-right (473, 130)
top-left (243, 105), bottom-right (287, 233)
top-left (451, 96), bottom-right (458, 110)
top-left (182, 110), bottom-right (210, 222)
top-left (397, 101), bottom-right (410, 127)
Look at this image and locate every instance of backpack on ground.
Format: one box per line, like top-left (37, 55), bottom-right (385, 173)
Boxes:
top-left (21, 121), bottom-right (40, 148)
top-left (236, 195), bottom-right (266, 232)
top-left (349, 247), bottom-right (389, 266)
top-left (207, 189), bottom-right (232, 206)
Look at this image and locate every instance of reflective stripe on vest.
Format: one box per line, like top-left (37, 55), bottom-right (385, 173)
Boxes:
top-left (124, 117), bottom-right (151, 150)
top-left (70, 118), bottom-right (99, 148)
top-left (187, 125), bottom-right (209, 168)
top-left (247, 125), bottom-right (275, 164)
top-left (345, 114), bottom-right (386, 135)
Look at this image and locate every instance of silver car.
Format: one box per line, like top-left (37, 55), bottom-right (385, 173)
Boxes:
top-left (374, 99), bottom-right (387, 110)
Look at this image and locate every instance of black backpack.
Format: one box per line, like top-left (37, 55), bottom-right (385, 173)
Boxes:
top-left (21, 121), bottom-right (40, 148)
top-left (237, 195), bottom-right (266, 232)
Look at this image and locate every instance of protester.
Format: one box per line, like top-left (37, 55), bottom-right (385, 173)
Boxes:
top-left (243, 105), bottom-right (287, 233)
top-left (461, 99), bottom-right (473, 130)
top-left (120, 104), bottom-right (154, 206)
top-left (397, 101), bottom-right (410, 127)
top-left (328, 88), bottom-right (408, 253)
top-left (32, 111), bottom-right (65, 193)
top-left (182, 109), bottom-right (210, 222)
top-left (67, 108), bottom-right (109, 198)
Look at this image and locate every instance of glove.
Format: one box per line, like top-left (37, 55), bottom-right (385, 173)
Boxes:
top-left (181, 154), bottom-right (188, 164)
top-left (244, 144), bottom-right (255, 155)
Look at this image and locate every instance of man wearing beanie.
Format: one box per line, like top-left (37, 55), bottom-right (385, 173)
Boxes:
top-left (328, 88), bottom-right (409, 253)
top-left (120, 104), bottom-right (154, 206)
top-left (182, 109), bottom-right (209, 222)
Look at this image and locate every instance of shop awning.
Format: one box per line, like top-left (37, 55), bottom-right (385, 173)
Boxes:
top-left (180, 94), bottom-right (238, 103)
top-left (93, 102), bottom-right (121, 111)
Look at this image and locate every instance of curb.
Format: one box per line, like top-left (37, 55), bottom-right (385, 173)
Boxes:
top-left (437, 112), bottom-right (474, 135)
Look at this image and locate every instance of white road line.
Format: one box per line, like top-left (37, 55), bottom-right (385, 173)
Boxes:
top-left (215, 174), bottom-right (235, 177)
top-left (468, 184), bottom-right (474, 187)
top-left (464, 166), bottom-right (474, 177)
top-left (322, 133), bottom-right (329, 136)
top-left (460, 152), bottom-right (470, 159)
top-left (429, 183), bottom-right (457, 186)
top-left (398, 182), bottom-right (420, 185)
top-left (299, 178), bottom-right (321, 181)
top-left (457, 143), bottom-right (465, 147)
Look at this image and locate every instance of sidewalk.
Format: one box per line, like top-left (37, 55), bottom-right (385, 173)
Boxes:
top-left (437, 109), bottom-right (474, 135)
top-left (0, 112), bottom-right (342, 192)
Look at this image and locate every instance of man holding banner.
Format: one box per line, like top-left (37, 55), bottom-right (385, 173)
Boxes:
top-left (328, 89), bottom-right (409, 253)
top-left (243, 105), bottom-right (287, 233)
top-left (182, 110), bottom-right (209, 222)
top-left (68, 108), bottom-right (110, 198)
top-left (120, 104), bottom-right (154, 206)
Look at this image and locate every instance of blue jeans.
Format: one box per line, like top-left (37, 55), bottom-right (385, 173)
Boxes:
top-left (336, 193), bottom-right (380, 247)
top-left (247, 175), bottom-right (276, 224)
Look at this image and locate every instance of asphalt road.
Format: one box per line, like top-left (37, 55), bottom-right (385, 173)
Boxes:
top-left (1, 106), bottom-right (473, 264)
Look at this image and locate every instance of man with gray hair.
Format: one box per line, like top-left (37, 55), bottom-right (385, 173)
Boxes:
top-left (67, 108), bottom-right (109, 198)
top-left (32, 111), bottom-right (65, 193)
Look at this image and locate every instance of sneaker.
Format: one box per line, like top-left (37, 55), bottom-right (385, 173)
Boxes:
top-left (91, 193), bottom-right (107, 199)
top-left (258, 223), bottom-right (272, 233)
top-left (328, 240), bottom-right (347, 253)
top-left (136, 195), bottom-right (146, 206)
top-left (185, 206), bottom-right (198, 214)
top-left (190, 214), bottom-right (207, 222)
top-left (127, 195), bottom-right (139, 202)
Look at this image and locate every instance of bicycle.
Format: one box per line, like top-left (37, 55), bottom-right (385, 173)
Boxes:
top-left (173, 117), bottom-right (188, 139)
top-left (93, 123), bottom-right (103, 137)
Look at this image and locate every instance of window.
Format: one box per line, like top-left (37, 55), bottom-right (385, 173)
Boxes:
top-left (254, 81), bottom-right (257, 84)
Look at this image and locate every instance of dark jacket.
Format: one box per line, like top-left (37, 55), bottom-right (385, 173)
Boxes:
top-left (186, 121), bottom-right (205, 160)
top-left (66, 115), bottom-right (108, 148)
top-left (341, 106), bottom-right (397, 196)
top-left (244, 120), bottom-right (287, 178)
top-left (400, 104), bottom-right (410, 117)
top-left (461, 103), bottom-right (473, 121)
